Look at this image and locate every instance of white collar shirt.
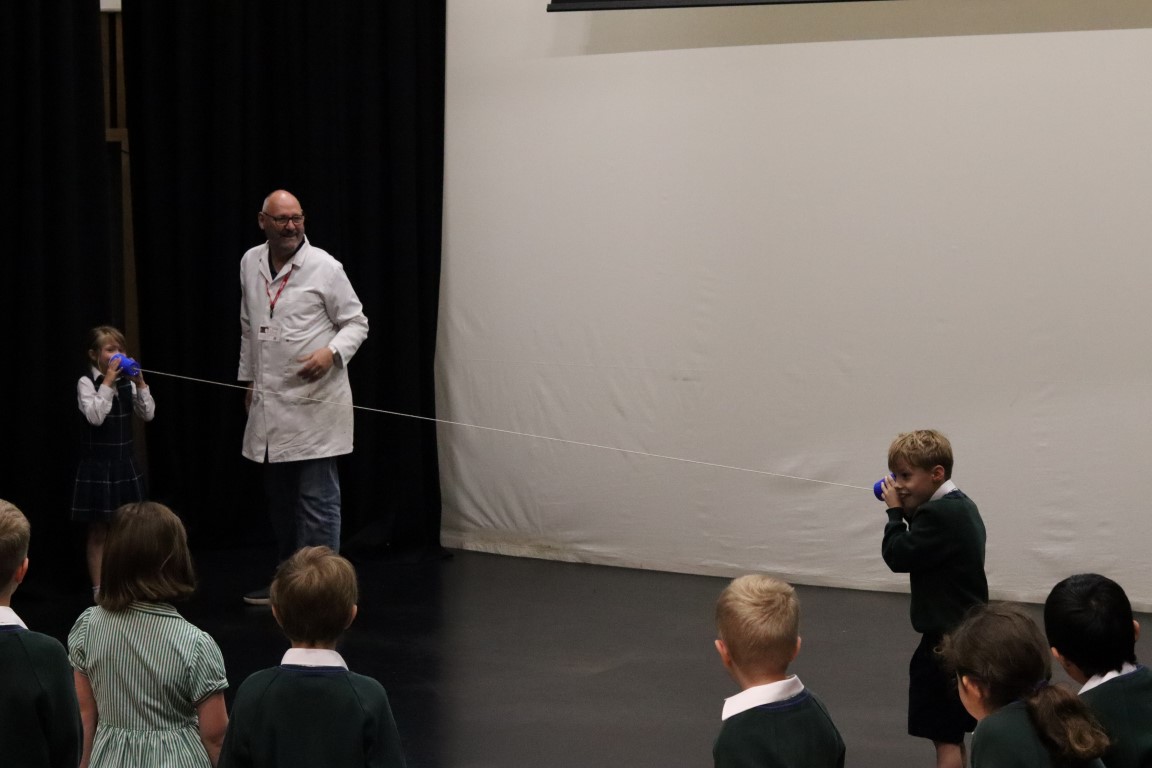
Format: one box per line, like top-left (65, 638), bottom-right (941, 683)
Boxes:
top-left (1080, 661), bottom-right (1139, 694)
top-left (281, 647), bottom-right (349, 669)
top-left (931, 479), bottom-right (959, 501)
top-left (0, 606), bottom-right (28, 628)
top-left (721, 675), bottom-right (806, 720)
top-left (76, 365), bottom-right (155, 426)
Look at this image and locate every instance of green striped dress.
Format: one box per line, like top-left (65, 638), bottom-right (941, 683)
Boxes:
top-left (68, 602), bottom-right (228, 768)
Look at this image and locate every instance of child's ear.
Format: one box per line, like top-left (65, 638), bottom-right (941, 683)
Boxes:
top-left (931, 465), bottom-right (947, 483)
top-left (13, 558), bottom-right (28, 585)
top-left (345, 604), bottom-right (358, 630)
top-left (957, 674), bottom-right (987, 717)
top-left (790, 636), bottom-right (802, 663)
top-left (1135, 620), bottom-right (1141, 643)
top-left (270, 604), bottom-right (285, 630)
top-left (959, 674), bottom-right (988, 702)
top-left (715, 638), bottom-right (734, 671)
top-left (1051, 646), bottom-right (1088, 684)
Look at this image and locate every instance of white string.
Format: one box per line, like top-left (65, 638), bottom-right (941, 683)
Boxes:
top-left (141, 368), bottom-right (871, 492)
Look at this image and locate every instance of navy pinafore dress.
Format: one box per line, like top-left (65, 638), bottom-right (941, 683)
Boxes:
top-left (71, 375), bottom-right (146, 522)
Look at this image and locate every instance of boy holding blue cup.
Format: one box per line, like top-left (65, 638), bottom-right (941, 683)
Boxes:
top-left (874, 429), bottom-right (987, 768)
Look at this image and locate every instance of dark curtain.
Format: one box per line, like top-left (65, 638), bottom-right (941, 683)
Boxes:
top-left (120, 1), bottom-right (445, 556)
top-left (1, 0), bottom-right (113, 586)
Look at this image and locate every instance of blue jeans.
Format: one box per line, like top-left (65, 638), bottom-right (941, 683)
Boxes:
top-left (264, 457), bottom-right (341, 562)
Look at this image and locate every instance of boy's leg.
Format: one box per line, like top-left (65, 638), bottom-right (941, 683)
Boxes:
top-left (933, 741), bottom-right (965, 768)
top-left (909, 633), bottom-right (975, 766)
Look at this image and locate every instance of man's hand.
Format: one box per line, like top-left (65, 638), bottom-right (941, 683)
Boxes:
top-left (244, 381), bottom-right (254, 413)
top-left (296, 347), bottom-right (335, 382)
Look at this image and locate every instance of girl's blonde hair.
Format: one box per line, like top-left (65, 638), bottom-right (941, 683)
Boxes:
top-left (84, 325), bottom-right (127, 367)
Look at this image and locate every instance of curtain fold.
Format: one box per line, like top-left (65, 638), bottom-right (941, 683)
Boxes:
top-left (1, 0), bottom-right (112, 585)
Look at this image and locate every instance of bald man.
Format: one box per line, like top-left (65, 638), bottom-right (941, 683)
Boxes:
top-left (238, 190), bottom-right (369, 605)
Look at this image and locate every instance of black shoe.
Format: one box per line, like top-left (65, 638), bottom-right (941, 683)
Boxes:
top-left (243, 587), bottom-right (271, 606)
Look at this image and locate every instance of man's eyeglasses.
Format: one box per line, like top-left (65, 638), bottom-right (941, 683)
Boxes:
top-left (261, 212), bottom-right (305, 226)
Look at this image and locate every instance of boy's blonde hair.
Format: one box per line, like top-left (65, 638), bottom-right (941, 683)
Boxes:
top-left (0, 500), bottom-right (30, 586)
top-left (271, 546), bottom-right (358, 645)
top-left (716, 574), bottom-right (799, 675)
top-left (888, 429), bottom-right (953, 479)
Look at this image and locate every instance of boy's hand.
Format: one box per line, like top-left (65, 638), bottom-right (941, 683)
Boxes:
top-left (880, 476), bottom-right (903, 510)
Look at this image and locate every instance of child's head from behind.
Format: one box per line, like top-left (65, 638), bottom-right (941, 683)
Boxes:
top-left (715, 574), bottom-right (800, 682)
top-left (271, 546), bottom-right (358, 647)
top-left (942, 603), bottom-right (1050, 715)
top-left (99, 501), bottom-right (196, 611)
top-left (944, 603), bottom-right (1112, 763)
top-left (85, 325), bottom-right (127, 372)
top-left (887, 430), bottom-right (953, 510)
top-left (0, 499), bottom-right (30, 595)
top-left (1044, 573), bottom-right (1137, 680)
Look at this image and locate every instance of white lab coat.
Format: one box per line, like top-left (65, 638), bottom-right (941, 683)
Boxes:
top-left (238, 238), bottom-right (369, 463)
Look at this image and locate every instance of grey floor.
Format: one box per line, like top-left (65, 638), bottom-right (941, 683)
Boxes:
top-left (20, 547), bottom-right (1150, 768)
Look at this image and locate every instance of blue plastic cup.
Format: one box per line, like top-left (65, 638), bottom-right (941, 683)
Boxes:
top-left (873, 475), bottom-right (893, 500)
top-left (109, 353), bottom-right (141, 378)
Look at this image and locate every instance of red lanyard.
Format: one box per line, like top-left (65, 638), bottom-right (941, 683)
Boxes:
top-left (264, 267), bottom-right (293, 319)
